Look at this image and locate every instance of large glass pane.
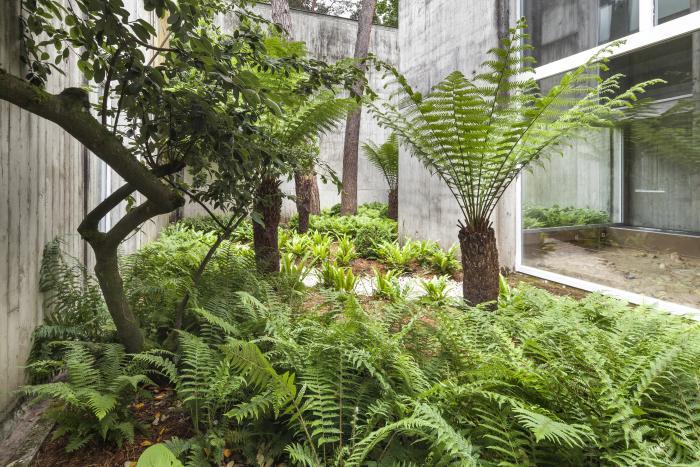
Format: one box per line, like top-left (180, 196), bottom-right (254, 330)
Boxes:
top-left (657, 0), bottom-right (691, 24)
top-left (521, 34), bottom-right (700, 309)
top-left (523, 0), bottom-right (639, 66)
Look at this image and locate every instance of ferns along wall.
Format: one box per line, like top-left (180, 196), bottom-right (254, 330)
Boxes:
top-left (0, 0), bottom-right (170, 418)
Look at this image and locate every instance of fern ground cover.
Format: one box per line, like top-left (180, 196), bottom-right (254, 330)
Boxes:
top-left (26, 223), bottom-right (700, 466)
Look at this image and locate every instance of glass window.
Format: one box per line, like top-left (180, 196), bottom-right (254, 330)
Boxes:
top-left (521, 35), bottom-right (700, 309)
top-left (605, 35), bottom-right (694, 100)
top-left (657, 0), bottom-right (692, 24)
top-left (524, 0), bottom-right (639, 66)
top-left (599, 0), bottom-right (639, 43)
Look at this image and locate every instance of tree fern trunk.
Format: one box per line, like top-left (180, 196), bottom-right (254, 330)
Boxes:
top-left (295, 169), bottom-right (319, 233)
top-left (459, 226), bottom-right (500, 306)
top-left (253, 176), bottom-right (282, 273)
top-left (387, 186), bottom-right (398, 220)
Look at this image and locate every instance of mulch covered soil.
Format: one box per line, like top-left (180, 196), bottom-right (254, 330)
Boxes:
top-left (31, 386), bottom-right (193, 467)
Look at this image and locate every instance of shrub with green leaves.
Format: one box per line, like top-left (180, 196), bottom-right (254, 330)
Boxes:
top-left (23, 342), bottom-right (151, 452)
top-left (523, 204), bottom-right (610, 228)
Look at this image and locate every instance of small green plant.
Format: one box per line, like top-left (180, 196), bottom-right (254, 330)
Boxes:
top-left (310, 233), bottom-right (332, 265)
top-left (523, 205), bottom-right (610, 228)
top-left (426, 245), bottom-right (461, 275)
top-left (23, 342), bottom-right (150, 452)
top-left (281, 232), bottom-right (310, 259)
top-left (279, 253), bottom-right (311, 294)
top-left (376, 241), bottom-right (417, 272)
top-left (419, 276), bottom-right (455, 306)
top-left (319, 262), bottom-right (357, 292)
top-left (372, 267), bottom-right (409, 302)
top-left (335, 236), bottom-right (358, 266)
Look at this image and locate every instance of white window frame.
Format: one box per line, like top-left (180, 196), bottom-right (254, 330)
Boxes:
top-left (514, 0), bottom-right (700, 317)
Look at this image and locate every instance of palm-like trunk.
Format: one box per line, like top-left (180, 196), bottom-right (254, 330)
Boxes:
top-left (295, 169), bottom-right (320, 233)
top-left (387, 186), bottom-right (398, 220)
top-left (253, 176), bottom-right (283, 273)
top-left (459, 226), bottom-right (500, 306)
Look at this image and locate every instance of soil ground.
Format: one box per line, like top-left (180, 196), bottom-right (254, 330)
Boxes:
top-left (525, 238), bottom-right (700, 308)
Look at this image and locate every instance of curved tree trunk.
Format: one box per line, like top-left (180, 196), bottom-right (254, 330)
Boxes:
top-left (93, 247), bottom-right (144, 352)
top-left (295, 169), bottom-right (319, 233)
top-left (387, 186), bottom-right (398, 220)
top-left (459, 226), bottom-right (500, 306)
top-left (340, 0), bottom-right (378, 215)
top-left (253, 176), bottom-right (283, 273)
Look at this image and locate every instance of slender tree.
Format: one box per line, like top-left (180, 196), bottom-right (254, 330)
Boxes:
top-left (362, 133), bottom-right (399, 220)
top-left (340, 0), bottom-right (378, 215)
top-left (371, 22), bottom-right (660, 305)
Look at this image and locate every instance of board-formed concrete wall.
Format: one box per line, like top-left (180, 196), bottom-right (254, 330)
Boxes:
top-left (184, 5), bottom-right (399, 219)
top-left (0, 0), bottom-right (169, 419)
top-left (397, 0), bottom-right (518, 268)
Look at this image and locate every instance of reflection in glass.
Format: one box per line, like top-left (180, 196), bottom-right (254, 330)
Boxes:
top-left (521, 33), bottom-right (700, 309)
top-left (523, 0), bottom-right (639, 66)
top-left (599, 0), bottom-right (639, 43)
top-left (657, 0), bottom-right (691, 24)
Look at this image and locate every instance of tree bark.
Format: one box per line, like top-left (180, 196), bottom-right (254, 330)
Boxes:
top-left (270, 0), bottom-right (294, 36)
top-left (340, 0), bottom-right (377, 216)
top-left (253, 176), bottom-right (283, 273)
top-left (295, 170), bottom-right (320, 233)
top-left (387, 186), bottom-right (398, 221)
top-left (459, 226), bottom-right (500, 306)
top-left (93, 247), bottom-right (144, 352)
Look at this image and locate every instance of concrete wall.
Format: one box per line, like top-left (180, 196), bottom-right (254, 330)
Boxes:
top-left (0, 0), bottom-right (168, 418)
top-left (185, 5), bottom-right (399, 219)
top-left (397, 0), bottom-right (518, 267)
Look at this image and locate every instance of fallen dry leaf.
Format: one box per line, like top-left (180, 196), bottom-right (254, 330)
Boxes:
top-left (140, 440), bottom-right (153, 447)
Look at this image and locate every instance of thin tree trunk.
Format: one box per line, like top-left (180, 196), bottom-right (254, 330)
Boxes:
top-left (271, 0), bottom-right (293, 35)
top-left (253, 176), bottom-right (283, 273)
top-left (387, 186), bottom-right (398, 221)
top-left (295, 170), bottom-right (319, 233)
top-left (459, 226), bottom-right (500, 306)
top-left (340, 0), bottom-right (377, 216)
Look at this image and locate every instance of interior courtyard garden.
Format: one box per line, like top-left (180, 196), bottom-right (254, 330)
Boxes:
top-left (0, 0), bottom-right (699, 465)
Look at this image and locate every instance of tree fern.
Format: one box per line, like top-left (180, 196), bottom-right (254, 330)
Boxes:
top-left (370, 21), bottom-right (661, 304)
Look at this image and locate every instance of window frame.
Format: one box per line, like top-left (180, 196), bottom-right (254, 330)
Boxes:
top-left (514, 0), bottom-right (700, 316)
